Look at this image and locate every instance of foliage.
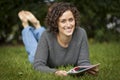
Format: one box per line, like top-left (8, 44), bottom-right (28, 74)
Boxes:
top-left (0, 42), bottom-right (120, 80)
top-left (57, 0), bottom-right (120, 42)
top-left (0, 0), bottom-right (120, 44)
top-left (0, 0), bottom-right (47, 44)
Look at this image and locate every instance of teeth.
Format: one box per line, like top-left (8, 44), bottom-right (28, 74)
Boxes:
top-left (65, 28), bottom-right (71, 30)
top-left (66, 29), bottom-right (72, 32)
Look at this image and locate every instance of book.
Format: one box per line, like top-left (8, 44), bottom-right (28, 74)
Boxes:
top-left (67, 63), bottom-right (100, 75)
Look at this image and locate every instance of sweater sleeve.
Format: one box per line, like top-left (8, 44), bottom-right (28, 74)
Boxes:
top-left (33, 32), bottom-right (57, 73)
top-left (77, 28), bottom-right (91, 66)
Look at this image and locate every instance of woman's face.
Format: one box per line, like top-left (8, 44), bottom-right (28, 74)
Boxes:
top-left (57, 10), bottom-right (75, 37)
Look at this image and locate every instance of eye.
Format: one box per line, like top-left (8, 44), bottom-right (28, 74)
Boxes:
top-left (69, 18), bottom-right (74, 22)
top-left (61, 19), bottom-right (66, 23)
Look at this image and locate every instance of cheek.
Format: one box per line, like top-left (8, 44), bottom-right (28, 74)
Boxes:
top-left (72, 20), bottom-right (75, 26)
top-left (59, 26), bottom-right (64, 31)
top-left (58, 25), bottom-right (65, 33)
top-left (58, 23), bottom-right (65, 28)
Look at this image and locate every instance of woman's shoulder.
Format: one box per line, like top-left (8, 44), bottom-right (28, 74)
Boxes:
top-left (42, 29), bottom-right (54, 35)
top-left (41, 29), bottom-right (55, 39)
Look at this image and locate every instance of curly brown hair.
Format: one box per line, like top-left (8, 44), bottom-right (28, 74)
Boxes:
top-left (45, 2), bottom-right (80, 34)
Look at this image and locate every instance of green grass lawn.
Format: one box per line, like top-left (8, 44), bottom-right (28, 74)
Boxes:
top-left (0, 42), bottom-right (120, 80)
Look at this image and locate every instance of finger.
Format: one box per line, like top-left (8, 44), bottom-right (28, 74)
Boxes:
top-left (88, 70), bottom-right (97, 75)
top-left (62, 71), bottom-right (68, 76)
top-left (90, 66), bottom-right (99, 72)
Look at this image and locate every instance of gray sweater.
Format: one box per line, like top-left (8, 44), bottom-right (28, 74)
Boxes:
top-left (33, 27), bottom-right (90, 73)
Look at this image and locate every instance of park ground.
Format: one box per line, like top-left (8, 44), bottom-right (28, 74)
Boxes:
top-left (0, 42), bottom-right (120, 80)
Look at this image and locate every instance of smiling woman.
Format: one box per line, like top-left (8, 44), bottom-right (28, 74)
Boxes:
top-left (33, 2), bottom-right (99, 76)
top-left (18, 2), bottom-right (99, 77)
top-left (57, 10), bottom-right (75, 48)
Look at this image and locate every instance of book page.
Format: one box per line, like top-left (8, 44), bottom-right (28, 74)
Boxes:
top-left (67, 63), bottom-right (100, 75)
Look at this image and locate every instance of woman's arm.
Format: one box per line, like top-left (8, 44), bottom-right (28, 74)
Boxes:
top-left (33, 32), bottom-right (57, 73)
top-left (77, 28), bottom-right (91, 66)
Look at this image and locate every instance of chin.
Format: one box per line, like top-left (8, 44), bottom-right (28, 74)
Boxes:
top-left (65, 32), bottom-right (73, 37)
top-left (64, 28), bottom-right (75, 37)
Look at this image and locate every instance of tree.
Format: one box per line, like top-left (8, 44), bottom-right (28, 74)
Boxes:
top-left (0, 0), bottom-right (120, 44)
top-left (57, 0), bottom-right (120, 42)
top-left (0, 0), bottom-right (48, 44)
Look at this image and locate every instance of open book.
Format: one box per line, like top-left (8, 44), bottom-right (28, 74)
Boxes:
top-left (67, 63), bottom-right (100, 75)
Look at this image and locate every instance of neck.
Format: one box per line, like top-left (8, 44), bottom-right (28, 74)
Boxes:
top-left (57, 34), bottom-right (72, 48)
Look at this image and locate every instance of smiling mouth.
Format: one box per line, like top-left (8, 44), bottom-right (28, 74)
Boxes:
top-left (65, 28), bottom-right (73, 33)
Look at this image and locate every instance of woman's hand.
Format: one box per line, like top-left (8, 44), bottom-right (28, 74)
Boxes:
top-left (55, 70), bottom-right (68, 76)
top-left (78, 64), bottom-right (99, 75)
top-left (87, 65), bottom-right (99, 75)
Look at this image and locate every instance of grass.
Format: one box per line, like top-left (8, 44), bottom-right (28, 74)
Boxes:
top-left (0, 42), bottom-right (120, 80)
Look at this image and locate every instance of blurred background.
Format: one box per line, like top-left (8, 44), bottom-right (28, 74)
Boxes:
top-left (0, 0), bottom-right (120, 45)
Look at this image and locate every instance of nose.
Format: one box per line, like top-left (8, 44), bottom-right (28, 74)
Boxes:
top-left (66, 21), bottom-right (71, 27)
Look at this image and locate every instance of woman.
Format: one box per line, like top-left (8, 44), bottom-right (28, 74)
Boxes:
top-left (33, 2), bottom-right (98, 76)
